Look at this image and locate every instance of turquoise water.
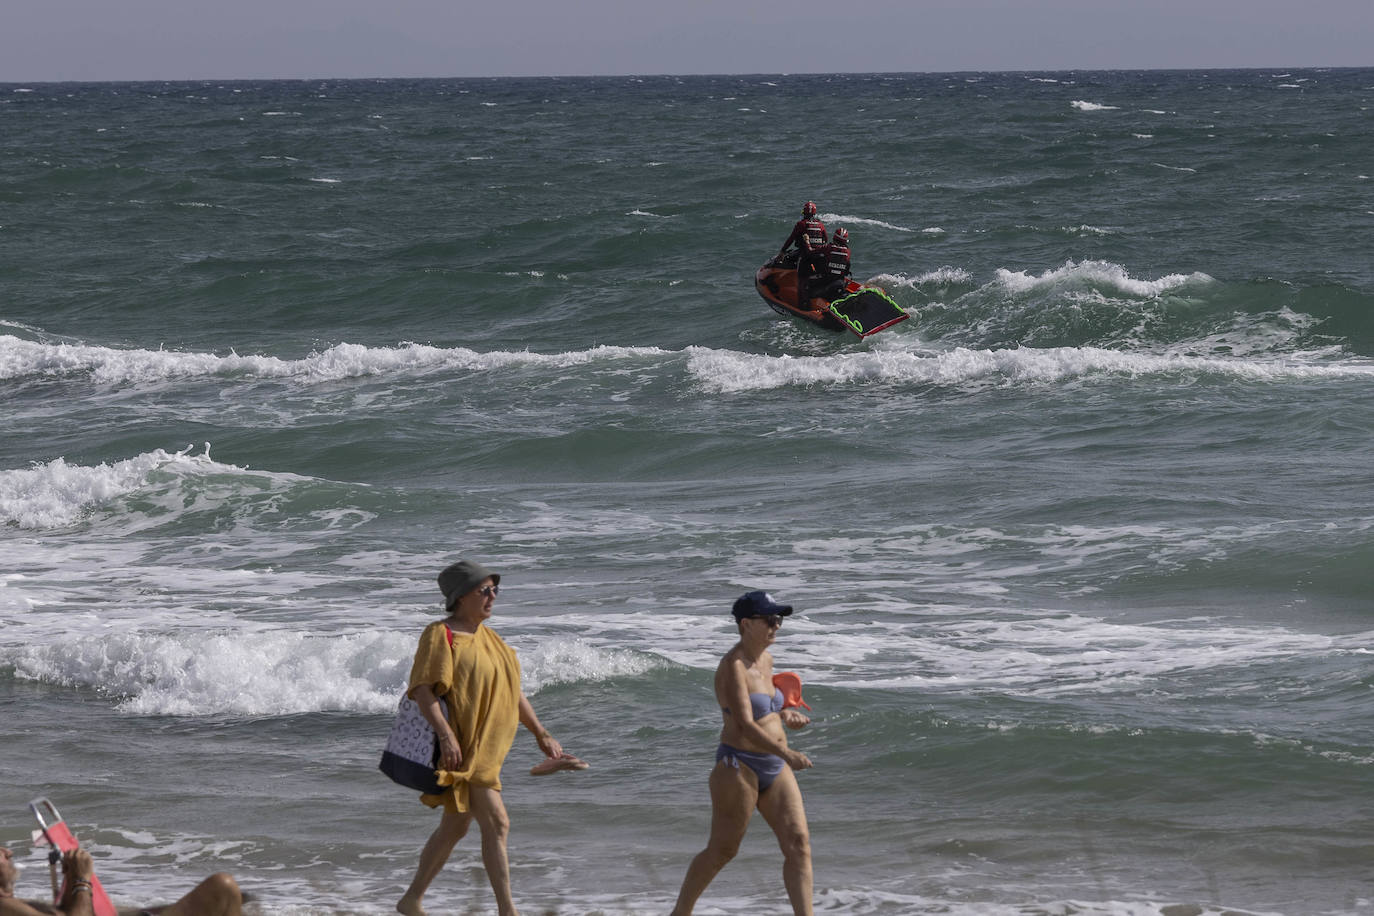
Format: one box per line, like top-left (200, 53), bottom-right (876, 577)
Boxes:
top-left (1, 70), bottom-right (1372, 915)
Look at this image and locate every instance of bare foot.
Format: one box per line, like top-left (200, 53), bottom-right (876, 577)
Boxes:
top-left (396, 893), bottom-right (427, 916)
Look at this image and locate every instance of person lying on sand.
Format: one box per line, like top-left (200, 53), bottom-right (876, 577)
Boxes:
top-left (0, 845), bottom-right (243, 916)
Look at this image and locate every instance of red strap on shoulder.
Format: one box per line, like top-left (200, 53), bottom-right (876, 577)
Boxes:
top-left (444, 625), bottom-right (454, 647)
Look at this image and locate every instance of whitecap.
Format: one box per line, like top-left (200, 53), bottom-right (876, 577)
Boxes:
top-left (868, 267), bottom-right (973, 288)
top-left (683, 341), bottom-right (1374, 395)
top-left (4, 629), bottom-right (410, 716)
top-left (0, 618), bottom-right (668, 716)
top-left (515, 637), bottom-right (668, 693)
top-left (1061, 224), bottom-right (1116, 236)
top-left (993, 259), bottom-right (1205, 297)
top-left (820, 212), bottom-right (915, 232)
top-left (1071, 100), bottom-right (1118, 111)
top-left (0, 335), bottom-right (671, 387)
top-left (0, 444), bottom-right (227, 530)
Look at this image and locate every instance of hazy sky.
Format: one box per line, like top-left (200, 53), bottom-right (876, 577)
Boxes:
top-left (4, 0), bottom-right (1372, 82)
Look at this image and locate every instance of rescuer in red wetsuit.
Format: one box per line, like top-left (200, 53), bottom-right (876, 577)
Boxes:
top-left (776, 201), bottom-right (828, 261)
top-left (807, 227), bottom-right (852, 303)
top-left (777, 201), bottom-right (829, 307)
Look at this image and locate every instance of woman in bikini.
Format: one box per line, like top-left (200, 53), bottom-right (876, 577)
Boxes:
top-left (671, 590), bottom-right (815, 916)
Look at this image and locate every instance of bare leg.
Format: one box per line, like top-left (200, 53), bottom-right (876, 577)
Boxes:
top-left (670, 761), bottom-right (758, 916)
top-left (150, 872), bottom-right (243, 916)
top-left (468, 786), bottom-right (518, 916)
top-left (397, 807), bottom-right (472, 916)
top-left (756, 768), bottom-right (813, 916)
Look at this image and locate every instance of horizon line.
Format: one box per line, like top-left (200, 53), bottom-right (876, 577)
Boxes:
top-left (1, 64), bottom-right (1369, 86)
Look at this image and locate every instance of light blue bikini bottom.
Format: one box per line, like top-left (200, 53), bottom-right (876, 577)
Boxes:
top-left (716, 742), bottom-right (785, 792)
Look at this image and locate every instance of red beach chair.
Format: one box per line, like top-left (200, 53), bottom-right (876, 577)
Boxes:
top-left (28, 797), bottom-right (118, 916)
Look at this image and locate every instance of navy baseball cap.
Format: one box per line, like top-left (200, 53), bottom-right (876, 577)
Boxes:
top-left (732, 590), bottom-right (794, 620)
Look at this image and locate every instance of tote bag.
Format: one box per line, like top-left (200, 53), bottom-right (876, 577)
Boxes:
top-left (379, 693), bottom-right (449, 794)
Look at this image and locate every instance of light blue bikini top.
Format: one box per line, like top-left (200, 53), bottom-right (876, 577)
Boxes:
top-left (724, 688), bottom-right (785, 720)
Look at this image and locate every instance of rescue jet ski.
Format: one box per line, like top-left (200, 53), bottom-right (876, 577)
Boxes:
top-left (754, 251), bottom-right (909, 339)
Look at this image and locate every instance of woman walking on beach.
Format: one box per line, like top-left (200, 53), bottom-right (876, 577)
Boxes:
top-left (396, 559), bottom-right (571, 916)
top-left (671, 590), bottom-right (815, 916)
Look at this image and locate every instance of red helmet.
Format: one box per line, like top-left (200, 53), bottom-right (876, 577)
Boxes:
top-left (832, 228), bottom-right (849, 246)
top-left (802, 201), bottom-right (817, 218)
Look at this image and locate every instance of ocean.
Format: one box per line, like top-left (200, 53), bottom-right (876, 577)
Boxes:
top-left (1, 69), bottom-right (1371, 915)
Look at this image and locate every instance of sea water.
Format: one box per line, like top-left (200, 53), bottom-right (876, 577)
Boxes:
top-left (1, 70), bottom-right (1372, 915)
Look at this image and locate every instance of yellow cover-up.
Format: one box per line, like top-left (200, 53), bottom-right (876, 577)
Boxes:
top-left (407, 620), bottom-right (521, 812)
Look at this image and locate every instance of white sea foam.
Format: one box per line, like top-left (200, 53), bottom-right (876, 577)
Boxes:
top-left (1, 625), bottom-right (655, 717)
top-left (1153, 162), bottom-right (1197, 173)
top-left (600, 580), bottom-right (1374, 707)
top-left (3, 629), bottom-right (407, 716)
top-left (1071, 100), bottom-right (1118, 111)
top-left (0, 336), bottom-right (670, 386)
top-left (514, 637), bottom-right (668, 693)
top-left (0, 444), bottom-right (230, 529)
top-left (1166, 306), bottom-right (1327, 359)
top-left (899, 615), bottom-right (1371, 700)
top-left (819, 212), bottom-right (915, 232)
top-left (778, 607), bottom-right (1373, 701)
top-left (994, 259), bottom-right (1206, 297)
top-left (1061, 224), bottom-right (1117, 235)
top-left (869, 267), bottom-right (973, 288)
top-left (685, 342), bottom-right (1374, 394)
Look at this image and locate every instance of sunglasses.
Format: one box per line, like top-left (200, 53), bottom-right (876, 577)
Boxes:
top-left (751, 614), bottom-right (783, 628)
top-left (478, 584), bottom-right (500, 598)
